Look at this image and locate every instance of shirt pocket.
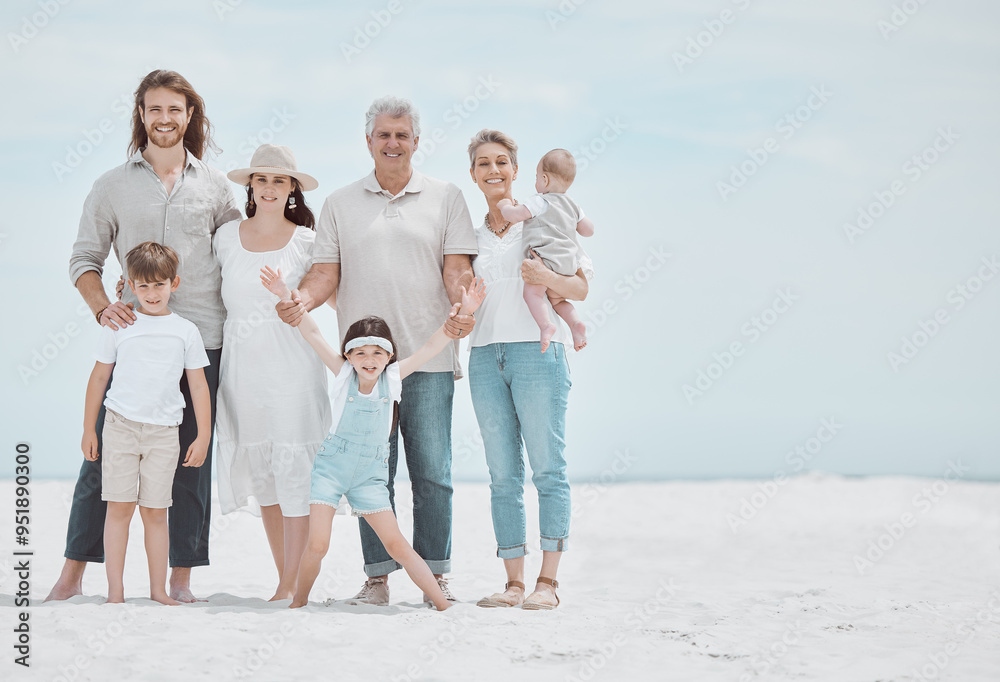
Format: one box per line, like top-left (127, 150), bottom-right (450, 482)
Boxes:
top-left (181, 197), bottom-right (215, 237)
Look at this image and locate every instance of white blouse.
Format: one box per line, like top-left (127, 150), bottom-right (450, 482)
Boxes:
top-left (468, 220), bottom-right (594, 349)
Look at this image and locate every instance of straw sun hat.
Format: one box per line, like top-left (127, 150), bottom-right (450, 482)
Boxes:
top-left (227, 144), bottom-right (319, 191)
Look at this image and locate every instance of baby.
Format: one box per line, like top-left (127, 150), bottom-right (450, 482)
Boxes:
top-left (499, 149), bottom-right (594, 352)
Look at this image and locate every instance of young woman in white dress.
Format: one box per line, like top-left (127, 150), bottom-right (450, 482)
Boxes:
top-left (213, 145), bottom-right (333, 600)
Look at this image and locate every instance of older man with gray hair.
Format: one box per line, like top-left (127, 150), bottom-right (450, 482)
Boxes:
top-left (277, 96), bottom-right (476, 605)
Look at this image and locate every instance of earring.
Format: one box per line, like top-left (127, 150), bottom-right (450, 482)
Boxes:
top-left (288, 194), bottom-right (297, 210)
top-left (248, 188), bottom-right (255, 210)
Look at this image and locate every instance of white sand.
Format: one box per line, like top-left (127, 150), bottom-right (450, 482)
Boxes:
top-left (2, 475), bottom-right (998, 681)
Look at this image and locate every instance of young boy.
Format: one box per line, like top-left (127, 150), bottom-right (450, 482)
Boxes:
top-left (498, 148), bottom-right (595, 353)
top-left (81, 242), bottom-right (212, 605)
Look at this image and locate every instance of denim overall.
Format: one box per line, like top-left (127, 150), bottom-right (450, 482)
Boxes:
top-left (309, 369), bottom-right (394, 515)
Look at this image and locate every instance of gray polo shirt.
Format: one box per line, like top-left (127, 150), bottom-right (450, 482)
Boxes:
top-left (313, 170), bottom-right (477, 374)
top-left (69, 149), bottom-right (241, 349)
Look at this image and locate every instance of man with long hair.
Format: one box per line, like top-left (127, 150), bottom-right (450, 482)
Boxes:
top-left (47, 70), bottom-right (240, 603)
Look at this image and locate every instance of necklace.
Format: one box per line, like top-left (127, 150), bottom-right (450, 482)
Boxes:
top-left (485, 199), bottom-right (517, 236)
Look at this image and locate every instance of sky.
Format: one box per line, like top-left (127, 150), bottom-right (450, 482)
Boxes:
top-left (1, 1), bottom-right (999, 481)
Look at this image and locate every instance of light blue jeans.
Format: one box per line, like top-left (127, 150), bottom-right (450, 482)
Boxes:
top-left (469, 342), bottom-right (572, 558)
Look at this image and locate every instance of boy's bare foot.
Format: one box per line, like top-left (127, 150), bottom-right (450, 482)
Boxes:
top-left (169, 568), bottom-right (202, 603)
top-left (539, 323), bottom-right (557, 353)
top-left (151, 592), bottom-right (181, 606)
top-left (44, 560), bottom-right (85, 602)
top-left (570, 321), bottom-right (587, 351)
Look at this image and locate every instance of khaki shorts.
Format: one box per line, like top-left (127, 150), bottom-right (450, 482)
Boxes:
top-left (101, 409), bottom-right (179, 508)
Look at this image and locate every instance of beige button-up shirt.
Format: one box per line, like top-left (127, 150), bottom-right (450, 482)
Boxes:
top-left (69, 149), bottom-right (241, 349)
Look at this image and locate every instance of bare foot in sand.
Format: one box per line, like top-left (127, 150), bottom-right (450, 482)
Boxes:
top-left (169, 585), bottom-right (202, 603)
top-left (269, 590), bottom-right (294, 602)
top-left (44, 560), bottom-right (85, 602)
top-left (151, 592), bottom-right (181, 606)
top-left (289, 599), bottom-right (307, 609)
top-left (106, 591), bottom-right (125, 604)
top-left (169, 568), bottom-right (203, 603)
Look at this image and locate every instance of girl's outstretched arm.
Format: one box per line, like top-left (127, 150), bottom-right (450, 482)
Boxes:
top-left (398, 277), bottom-right (485, 380)
top-left (262, 266), bottom-right (347, 376)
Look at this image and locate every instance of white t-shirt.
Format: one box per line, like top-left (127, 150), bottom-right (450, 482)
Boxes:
top-left (328, 363), bottom-right (403, 442)
top-left (94, 311), bottom-right (210, 426)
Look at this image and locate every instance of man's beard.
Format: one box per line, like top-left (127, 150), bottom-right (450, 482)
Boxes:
top-left (147, 124), bottom-right (186, 149)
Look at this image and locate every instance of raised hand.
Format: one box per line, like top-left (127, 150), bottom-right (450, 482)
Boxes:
top-left (461, 277), bottom-right (486, 314)
top-left (260, 266), bottom-right (292, 301)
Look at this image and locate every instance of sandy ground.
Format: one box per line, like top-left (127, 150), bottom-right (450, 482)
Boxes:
top-left (1, 475), bottom-right (999, 681)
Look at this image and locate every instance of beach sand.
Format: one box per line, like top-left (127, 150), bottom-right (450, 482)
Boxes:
top-left (1, 475), bottom-right (998, 681)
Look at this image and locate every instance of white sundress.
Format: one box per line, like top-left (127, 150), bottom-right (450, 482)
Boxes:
top-left (213, 220), bottom-right (332, 517)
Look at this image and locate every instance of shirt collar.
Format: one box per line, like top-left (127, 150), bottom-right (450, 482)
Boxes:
top-left (362, 169), bottom-right (425, 197)
top-left (129, 147), bottom-right (201, 173)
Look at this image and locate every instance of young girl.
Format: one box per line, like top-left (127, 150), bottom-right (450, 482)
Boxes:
top-left (260, 266), bottom-right (484, 611)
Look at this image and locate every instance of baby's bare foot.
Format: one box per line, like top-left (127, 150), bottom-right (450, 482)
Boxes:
top-left (540, 323), bottom-right (557, 353)
top-left (570, 321), bottom-right (587, 351)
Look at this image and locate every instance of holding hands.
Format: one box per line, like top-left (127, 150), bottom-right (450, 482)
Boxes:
top-left (445, 277), bottom-right (485, 339)
top-left (460, 277), bottom-right (486, 315)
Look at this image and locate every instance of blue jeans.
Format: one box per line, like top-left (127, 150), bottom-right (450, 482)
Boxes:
top-left (469, 342), bottom-right (572, 558)
top-left (64, 348), bottom-right (220, 567)
top-left (358, 371), bottom-right (454, 576)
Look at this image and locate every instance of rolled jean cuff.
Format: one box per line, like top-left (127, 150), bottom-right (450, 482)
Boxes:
top-left (423, 559), bottom-right (451, 575)
top-left (540, 536), bottom-right (569, 553)
top-left (170, 558), bottom-right (210, 569)
top-left (365, 558), bottom-right (402, 577)
top-left (64, 550), bottom-right (104, 564)
top-left (497, 543), bottom-right (528, 560)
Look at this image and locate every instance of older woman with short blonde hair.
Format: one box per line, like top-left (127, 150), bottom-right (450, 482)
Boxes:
top-left (465, 129), bottom-right (592, 610)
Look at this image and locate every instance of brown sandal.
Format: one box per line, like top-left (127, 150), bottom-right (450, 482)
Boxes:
top-left (477, 580), bottom-right (525, 608)
top-left (522, 577), bottom-right (559, 610)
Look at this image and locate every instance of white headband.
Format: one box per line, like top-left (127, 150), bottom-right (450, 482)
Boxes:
top-left (344, 336), bottom-right (394, 355)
